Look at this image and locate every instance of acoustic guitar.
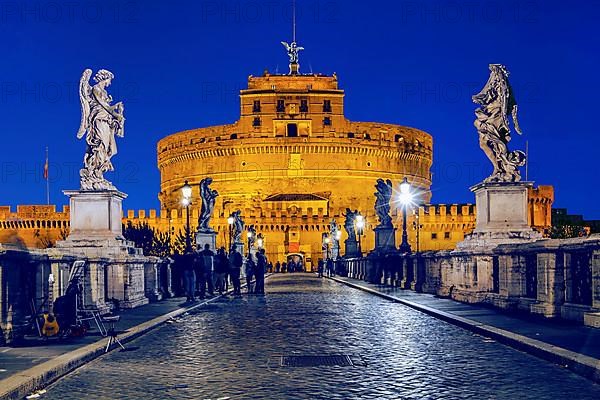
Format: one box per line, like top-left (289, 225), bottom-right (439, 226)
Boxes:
top-left (41, 274), bottom-right (59, 337)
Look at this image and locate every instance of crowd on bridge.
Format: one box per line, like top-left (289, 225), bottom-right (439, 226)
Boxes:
top-left (181, 245), bottom-right (268, 302)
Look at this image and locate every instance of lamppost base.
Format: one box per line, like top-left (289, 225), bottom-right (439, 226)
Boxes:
top-left (398, 242), bottom-right (412, 254)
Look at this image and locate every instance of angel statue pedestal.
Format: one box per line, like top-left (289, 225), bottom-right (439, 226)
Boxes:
top-left (456, 182), bottom-right (541, 251)
top-left (344, 239), bottom-right (360, 258)
top-left (374, 226), bottom-right (396, 252)
top-left (196, 231), bottom-right (217, 251)
top-left (56, 190), bottom-right (149, 310)
top-left (62, 190), bottom-right (127, 244)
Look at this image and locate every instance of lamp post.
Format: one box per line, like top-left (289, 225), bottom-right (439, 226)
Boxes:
top-left (355, 213), bottom-right (364, 256)
top-left (398, 177), bottom-right (412, 253)
top-left (227, 215), bottom-right (234, 253)
top-left (412, 208), bottom-right (421, 254)
top-left (181, 180), bottom-right (192, 253)
top-left (246, 230), bottom-right (253, 258)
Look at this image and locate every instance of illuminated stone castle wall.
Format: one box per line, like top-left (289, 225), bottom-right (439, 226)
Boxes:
top-left (156, 72), bottom-right (434, 264)
top-left (0, 185), bottom-right (552, 259)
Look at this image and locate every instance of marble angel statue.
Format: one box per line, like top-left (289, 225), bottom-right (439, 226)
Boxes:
top-left (374, 178), bottom-right (393, 227)
top-left (76, 69), bottom-right (125, 190)
top-left (198, 177), bottom-right (219, 232)
top-left (231, 210), bottom-right (244, 244)
top-left (472, 64), bottom-right (526, 183)
top-left (343, 208), bottom-right (358, 242)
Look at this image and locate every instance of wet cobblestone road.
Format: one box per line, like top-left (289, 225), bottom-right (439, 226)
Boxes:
top-left (46, 274), bottom-right (600, 399)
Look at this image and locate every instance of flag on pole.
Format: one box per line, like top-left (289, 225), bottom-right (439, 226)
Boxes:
top-left (44, 147), bottom-right (50, 205)
top-left (43, 152), bottom-right (49, 180)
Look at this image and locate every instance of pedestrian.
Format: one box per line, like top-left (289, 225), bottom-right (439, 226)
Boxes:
top-left (275, 261), bottom-right (281, 273)
top-left (317, 259), bottom-right (324, 278)
top-left (255, 248), bottom-right (267, 295)
top-left (199, 243), bottom-right (215, 297)
top-left (183, 251), bottom-right (196, 302)
top-left (245, 255), bottom-right (255, 294)
top-left (327, 258), bottom-right (334, 277)
top-left (267, 261), bottom-right (273, 273)
top-left (229, 247), bottom-right (243, 295)
top-left (214, 247), bottom-right (229, 294)
top-left (281, 262), bottom-right (287, 273)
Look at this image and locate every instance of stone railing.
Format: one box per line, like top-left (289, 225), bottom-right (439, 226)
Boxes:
top-left (0, 244), bottom-right (173, 345)
top-left (337, 234), bottom-right (600, 328)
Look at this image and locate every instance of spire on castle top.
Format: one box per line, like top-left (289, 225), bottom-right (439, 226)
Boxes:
top-left (281, 0), bottom-right (304, 75)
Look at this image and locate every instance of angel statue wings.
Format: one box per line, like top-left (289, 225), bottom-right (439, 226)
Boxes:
top-left (374, 178), bottom-right (393, 227)
top-left (198, 177), bottom-right (219, 233)
top-left (281, 41), bottom-right (304, 74)
top-left (76, 68), bottom-right (125, 191)
top-left (472, 64), bottom-right (526, 183)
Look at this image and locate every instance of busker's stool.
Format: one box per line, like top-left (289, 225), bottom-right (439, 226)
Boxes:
top-left (102, 315), bottom-right (126, 353)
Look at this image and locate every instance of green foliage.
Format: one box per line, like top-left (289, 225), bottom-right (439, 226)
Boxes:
top-left (33, 229), bottom-right (55, 248)
top-left (122, 221), bottom-right (172, 257)
top-left (549, 224), bottom-right (588, 239)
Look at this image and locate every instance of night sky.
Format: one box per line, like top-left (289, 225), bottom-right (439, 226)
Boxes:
top-left (0, 0), bottom-right (598, 218)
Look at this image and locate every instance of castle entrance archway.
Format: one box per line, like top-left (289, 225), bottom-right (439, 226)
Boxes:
top-left (286, 253), bottom-right (305, 272)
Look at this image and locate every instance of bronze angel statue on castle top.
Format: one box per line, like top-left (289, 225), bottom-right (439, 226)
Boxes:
top-left (77, 68), bottom-right (125, 191)
top-left (473, 64), bottom-right (526, 183)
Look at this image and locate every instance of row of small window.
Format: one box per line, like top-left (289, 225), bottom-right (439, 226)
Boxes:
top-left (431, 232), bottom-right (452, 240)
top-left (253, 100), bottom-right (332, 113)
top-left (253, 117), bottom-right (332, 127)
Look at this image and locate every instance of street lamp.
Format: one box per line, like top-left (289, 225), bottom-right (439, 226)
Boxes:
top-left (355, 213), bottom-right (365, 256)
top-left (412, 209), bottom-right (421, 254)
top-left (181, 180), bottom-right (192, 253)
top-left (246, 230), bottom-right (253, 258)
top-left (227, 215), bottom-right (234, 252)
top-left (398, 177), bottom-right (412, 253)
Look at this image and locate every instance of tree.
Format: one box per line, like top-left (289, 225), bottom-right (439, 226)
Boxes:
top-left (33, 229), bottom-right (55, 248)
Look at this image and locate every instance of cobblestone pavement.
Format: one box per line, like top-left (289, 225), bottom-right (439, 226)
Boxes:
top-left (45, 274), bottom-right (600, 400)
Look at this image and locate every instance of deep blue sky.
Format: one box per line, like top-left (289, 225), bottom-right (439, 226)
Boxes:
top-left (0, 0), bottom-right (598, 218)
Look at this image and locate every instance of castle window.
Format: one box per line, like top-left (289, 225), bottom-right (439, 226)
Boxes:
top-left (431, 233), bottom-right (438, 240)
top-left (230, 133), bottom-right (238, 139)
top-left (277, 100), bottom-right (285, 113)
top-left (253, 100), bottom-right (261, 113)
top-left (253, 117), bottom-right (261, 127)
top-left (323, 100), bottom-right (332, 112)
top-left (395, 134), bottom-right (404, 142)
top-left (444, 232), bottom-right (451, 239)
top-left (287, 123), bottom-right (298, 137)
top-left (300, 99), bottom-right (308, 113)
top-left (324, 117), bottom-right (332, 126)
top-left (347, 132), bottom-right (354, 138)
top-left (364, 133), bottom-right (371, 140)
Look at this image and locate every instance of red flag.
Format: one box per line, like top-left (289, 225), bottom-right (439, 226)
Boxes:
top-left (43, 156), bottom-right (48, 180)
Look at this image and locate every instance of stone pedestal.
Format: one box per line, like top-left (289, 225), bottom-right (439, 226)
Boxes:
top-left (196, 231), bottom-right (217, 251)
top-left (374, 225), bottom-right (396, 252)
top-left (457, 181), bottom-right (541, 251)
top-left (344, 239), bottom-right (360, 258)
top-left (331, 241), bottom-right (341, 260)
top-left (56, 189), bottom-right (148, 310)
top-left (63, 190), bottom-right (126, 242)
